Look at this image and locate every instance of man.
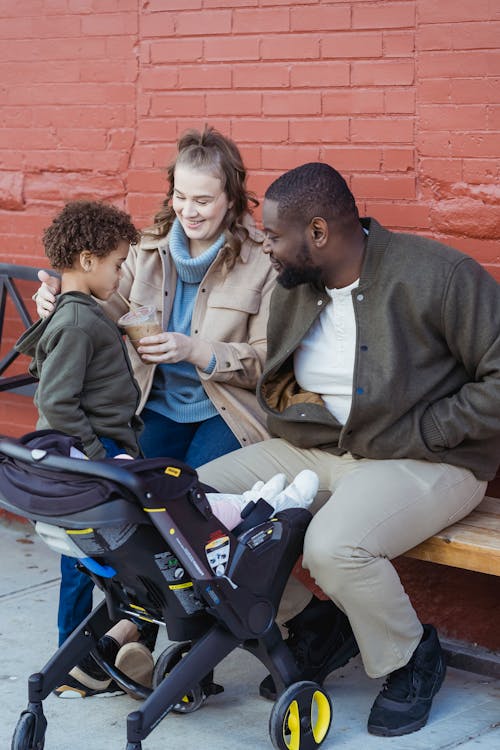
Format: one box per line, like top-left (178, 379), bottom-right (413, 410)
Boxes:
top-left (197, 162), bottom-right (500, 737)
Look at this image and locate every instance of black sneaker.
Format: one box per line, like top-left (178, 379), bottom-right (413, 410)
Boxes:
top-left (367, 624), bottom-right (446, 737)
top-left (53, 673), bottom-right (124, 699)
top-left (53, 634), bottom-right (123, 699)
top-left (259, 597), bottom-right (359, 700)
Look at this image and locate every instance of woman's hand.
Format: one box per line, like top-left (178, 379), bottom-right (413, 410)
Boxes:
top-left (137, 332), bottom-right (213, 369)
top-left (35, 270), bottom-right (60, 318)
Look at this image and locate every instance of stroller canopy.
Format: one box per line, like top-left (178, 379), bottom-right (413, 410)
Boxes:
top-left (0, 430), bottom-right (200, 518)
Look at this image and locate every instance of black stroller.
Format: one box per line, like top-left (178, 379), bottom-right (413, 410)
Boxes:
top-left (0, 430), bottom-right (333, 750)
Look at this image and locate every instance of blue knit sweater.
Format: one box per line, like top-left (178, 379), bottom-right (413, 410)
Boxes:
top-left (147, 219), bottom-right (225, 422)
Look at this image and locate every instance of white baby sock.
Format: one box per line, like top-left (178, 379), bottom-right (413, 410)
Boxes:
top-left (206, 470), bottom-right (318, 521)
top-left (268, 469), bottom-right (319, 513)
top-left (205, 474), bottom-right (287, 518)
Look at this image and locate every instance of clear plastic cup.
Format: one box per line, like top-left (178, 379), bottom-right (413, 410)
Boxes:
top-left (117, 305), bottom-right (162, 352)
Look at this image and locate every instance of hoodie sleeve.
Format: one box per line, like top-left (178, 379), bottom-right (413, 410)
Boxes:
top-left (36, 325), bottom-right (105, 459)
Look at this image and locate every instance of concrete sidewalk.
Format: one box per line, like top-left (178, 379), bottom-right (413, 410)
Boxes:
top-left (1, 519), bottom-right (499, 750)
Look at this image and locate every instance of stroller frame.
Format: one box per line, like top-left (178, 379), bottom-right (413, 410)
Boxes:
top-left (0, 434), bottom-right (333, 750)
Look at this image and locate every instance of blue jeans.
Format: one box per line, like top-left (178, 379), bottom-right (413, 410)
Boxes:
top-left (138, 409), bottom-right (241, 468)
top-left (57, 437), bottom-right (124, 646)
top-left (58, 555), bottom-right (94, 646)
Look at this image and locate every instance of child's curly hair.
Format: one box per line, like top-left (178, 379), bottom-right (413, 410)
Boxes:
top-left (43, 200), bottom-right (140, 270)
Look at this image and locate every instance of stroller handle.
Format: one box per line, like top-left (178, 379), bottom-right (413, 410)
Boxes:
top-left (0, 438), bottom-right (145, 502)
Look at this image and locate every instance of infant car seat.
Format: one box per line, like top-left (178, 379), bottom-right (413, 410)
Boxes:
top-left (0, 430), bottom-right (333, 750)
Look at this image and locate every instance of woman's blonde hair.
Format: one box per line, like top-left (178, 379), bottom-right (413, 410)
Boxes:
top-left (147, 126), bottom-right (259, 272)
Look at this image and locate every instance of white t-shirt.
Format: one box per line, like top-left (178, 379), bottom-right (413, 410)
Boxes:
top-left (294, 278), bottom-right (359, 425)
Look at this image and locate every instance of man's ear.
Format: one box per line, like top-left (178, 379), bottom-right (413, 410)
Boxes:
top-left (309, 217), bottom-right (328, 247)
top-left (79, 250), bottom-right (93, 272)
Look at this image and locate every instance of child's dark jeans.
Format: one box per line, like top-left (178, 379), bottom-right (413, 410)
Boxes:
top-left (57, 437), bottom-right (126, 645)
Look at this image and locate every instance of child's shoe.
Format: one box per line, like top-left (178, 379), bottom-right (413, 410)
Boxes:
top-left (115, 642), bottom-right (154, 700)
top-left (53, 634), bottom-right (123, 699)
top-left (53, 673), bottom-right (124, 699)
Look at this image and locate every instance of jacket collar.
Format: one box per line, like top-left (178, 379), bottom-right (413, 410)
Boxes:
top-left (358, 217), bottom-right (392, 290)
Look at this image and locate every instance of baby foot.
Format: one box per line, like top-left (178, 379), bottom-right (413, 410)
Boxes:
top-left (252, 473), bottom-right (287, 502)
top-left (270, 470), bottom-right (319, 513)
top-left (230, 474), bottom-right (288, 507)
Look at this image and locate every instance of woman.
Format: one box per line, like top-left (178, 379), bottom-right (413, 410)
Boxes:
top-left (36, 126), bottom-right (275, 467)
top-left (35, 127), bottom-right (276, 667)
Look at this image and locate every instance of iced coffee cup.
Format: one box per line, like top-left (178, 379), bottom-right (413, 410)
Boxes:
top-left (117, 305), bottom-right (162, 352)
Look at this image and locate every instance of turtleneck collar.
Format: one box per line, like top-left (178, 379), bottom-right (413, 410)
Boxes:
top-left (169, 218), bottom-right (225, 283)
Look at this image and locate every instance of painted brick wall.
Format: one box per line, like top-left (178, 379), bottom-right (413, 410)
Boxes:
top-left (1, 1), bottom-right (498, 428)
top-left (0, 0), bottom-right (499, 649)
top-left (0, 0), bottom-right (500, 434)
top-left (1, 0), bottom-right (499, 432)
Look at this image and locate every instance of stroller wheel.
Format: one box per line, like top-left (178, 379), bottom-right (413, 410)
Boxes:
top-left (11, 711), bottom-right (45, 750)
top-left (152, 641), bottom-right (206, 713)
top-left (269, 681), bottom-right (332, 750)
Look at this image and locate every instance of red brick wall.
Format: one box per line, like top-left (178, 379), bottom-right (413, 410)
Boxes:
top-left (1, 2), bottom-right (499, 647)
top-left (2, 1), bottom-right (498, 435)
top-left (1, 1), bottom-right (498, 427)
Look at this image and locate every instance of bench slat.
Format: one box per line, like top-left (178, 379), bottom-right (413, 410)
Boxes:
top-left (405, 496), bottom-right (500, 575)
top-left (445, 515), bottom-right (500, 536)
top-left (464, 495), bottom-right (500, 515)
top-left (433, 526), bottom-right (500, 550)
top-left (294, 496), bottom-right (500, 595)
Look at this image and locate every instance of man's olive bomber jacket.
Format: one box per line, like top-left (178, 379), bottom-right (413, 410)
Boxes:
top-left (258, 218), bottom-right (500, 481)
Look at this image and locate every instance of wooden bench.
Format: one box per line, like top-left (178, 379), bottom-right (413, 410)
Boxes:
top-left (405, 494), bottom-right (500, 576)
top-left (293, 491), bottom-right (500, 677)
top-left (294, 493), bottom-right (500, 595)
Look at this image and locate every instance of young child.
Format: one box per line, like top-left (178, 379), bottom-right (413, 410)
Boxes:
top-left (15, 200), bottom-right (144, 659)
top-left (17, 200), bottom-right (143, 462)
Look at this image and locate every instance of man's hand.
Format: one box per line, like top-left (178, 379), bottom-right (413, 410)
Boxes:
top-left (35, 269), bottom-right (60, 318)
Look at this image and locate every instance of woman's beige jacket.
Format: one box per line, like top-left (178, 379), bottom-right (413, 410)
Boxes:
top-left (103, 222), bottom-right (275, 447)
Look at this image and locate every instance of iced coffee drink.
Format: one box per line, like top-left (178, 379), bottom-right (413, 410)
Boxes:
top-left (117, 306), bottom-right (162, 352)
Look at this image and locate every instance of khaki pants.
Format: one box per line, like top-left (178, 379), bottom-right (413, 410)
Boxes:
top-left (198, 438), bottom-right (486, 678)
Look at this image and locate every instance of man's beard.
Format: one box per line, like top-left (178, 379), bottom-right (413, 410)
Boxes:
top-left (277, 265), bottom-right (323, 289)
top-left (276, 243), bottom-right (323, 289)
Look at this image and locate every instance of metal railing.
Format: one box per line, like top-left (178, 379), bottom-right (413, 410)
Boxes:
top-left (0, 263), bottom-right (40, 395)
